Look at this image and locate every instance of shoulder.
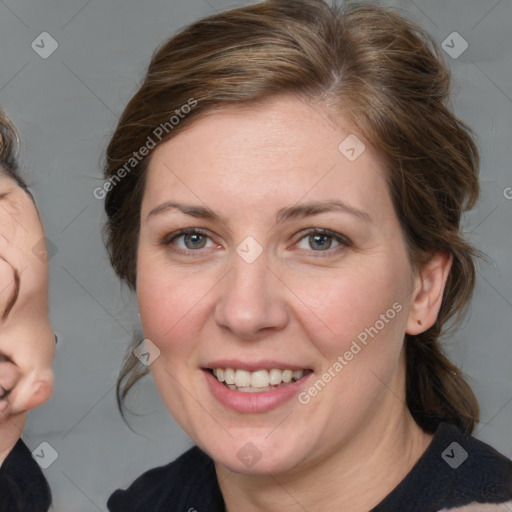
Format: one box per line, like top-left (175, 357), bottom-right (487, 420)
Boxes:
top-left (373, 422), bottom-right (512, 512)
top-left (0, 439), bottom-right (52, 512)
top-left (107, 446), bottom-right (224, 512)
top-left (437, 422), bottom-right (512, 498)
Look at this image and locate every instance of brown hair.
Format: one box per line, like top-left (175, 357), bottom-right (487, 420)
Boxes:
top-left (0, 109), bottom-right (31, 193)
top-left (103, 0), bottom-right (480, 433)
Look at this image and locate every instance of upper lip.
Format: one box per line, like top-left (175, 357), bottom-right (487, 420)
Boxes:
top-left (203, 360), bottom-right (312, 372)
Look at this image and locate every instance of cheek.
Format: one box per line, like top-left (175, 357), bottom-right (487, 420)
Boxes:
top-left (136, 264), bottom-right (214, 361)
top-left (0, 257), bottom-right (15, 311)
top-left (136, 263), bottom-right (216, 432)
top-left (0, 362), bottom-right (19, 394)
top-left (292, 258), bottom-right (410, 352)
top-left (291, 264), bottom-right (410, 425)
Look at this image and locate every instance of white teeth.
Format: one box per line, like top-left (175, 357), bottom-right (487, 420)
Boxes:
top-left (251, 370), bottom-right (269, 388)
top-left (282, 370), bottom-right (293, 383)
top-left (269, 368), bottom-right (282, 386)
top-left (224, 368), bottom-right (235, 385)
top-left (235, 369), bottom-right (252, 387)
top-left (212, 367), bottom-right (307, 390)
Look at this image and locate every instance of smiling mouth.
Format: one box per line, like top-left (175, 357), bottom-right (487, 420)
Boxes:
top-left (208, 368), bottom-right (312, 393)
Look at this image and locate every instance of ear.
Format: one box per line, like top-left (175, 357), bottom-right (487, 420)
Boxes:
top-left (406, 251), bottom-right (452, 335)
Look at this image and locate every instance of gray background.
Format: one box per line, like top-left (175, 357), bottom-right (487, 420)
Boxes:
top-left (0, 0), bottom-right (510, 510)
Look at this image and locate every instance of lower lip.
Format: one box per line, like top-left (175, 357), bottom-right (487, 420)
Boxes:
top-left (204, 370), bottom-right (312, 413)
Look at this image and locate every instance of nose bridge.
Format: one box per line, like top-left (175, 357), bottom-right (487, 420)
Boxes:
top-left (214, 248), bottom-right (287, 337)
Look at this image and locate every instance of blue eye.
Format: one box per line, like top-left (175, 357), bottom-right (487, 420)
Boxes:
top-left (162, 227), bottom-right (350, 257)
top-left (164, 229), bottom-right (215, 254)
top-left (295, 229), bottom-right (349, 254)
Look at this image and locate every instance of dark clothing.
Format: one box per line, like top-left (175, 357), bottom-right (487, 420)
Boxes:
top-left (0, 439), bottom-right (51, 512)
top-left (372, 422), bottom-right (511, 511)
top-left (108, 422), bottom-right (512, 512)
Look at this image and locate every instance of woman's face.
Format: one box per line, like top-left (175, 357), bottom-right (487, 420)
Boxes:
top-left (136, 95), bottom-right (426, 474)
top-left (0, 175), bottom-right (55, 420)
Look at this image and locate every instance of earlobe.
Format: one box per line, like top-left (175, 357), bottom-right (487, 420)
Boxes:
top-left (406, 251), bottom-right (452, 335)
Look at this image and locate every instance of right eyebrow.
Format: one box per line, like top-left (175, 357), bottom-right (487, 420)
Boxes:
top-left (147, 201), bottom-right (224, 223)
top-left (147, 199), bottom-right (372, 226)
top-left (1, 268), bottom-right (19, 320)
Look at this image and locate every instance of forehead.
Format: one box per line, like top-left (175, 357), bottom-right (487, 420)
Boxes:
top-left (0, 173), bottom-right (27, 204)
top-left (142, 96), bottom-right (390, 221)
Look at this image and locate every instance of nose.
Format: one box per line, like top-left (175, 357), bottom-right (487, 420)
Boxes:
top-left (15, 368), bottom-right (54, 412)
top-left (214, 251), bottom-right (288, 339)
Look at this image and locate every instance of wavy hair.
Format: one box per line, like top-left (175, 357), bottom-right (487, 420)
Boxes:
top-left (103, 0), bottom-right (480, 434)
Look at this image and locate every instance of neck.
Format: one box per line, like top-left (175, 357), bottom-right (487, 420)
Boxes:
top-left (0, 411), bottom-right (26, 465)
top-left (217, 400), bottom-right (433, 512)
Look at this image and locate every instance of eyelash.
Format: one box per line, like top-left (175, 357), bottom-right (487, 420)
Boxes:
top-left (0, 386), bottom-right (12, 401)
top-left (161, 228), bottom-right (351, 257)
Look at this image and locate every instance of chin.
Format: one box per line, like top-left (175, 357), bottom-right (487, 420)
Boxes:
top-left (199, 430), bottom-right (313, 476)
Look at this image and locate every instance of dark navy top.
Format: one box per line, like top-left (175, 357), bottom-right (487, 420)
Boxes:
top-left (0, 439), bottom-right (51, 512)
top-left (108, 422), bottom-right (512, 512)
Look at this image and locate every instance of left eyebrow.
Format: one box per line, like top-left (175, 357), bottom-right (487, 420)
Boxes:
top-left (147, 201), bottom-right (224, 223)
top-left (1, 267), bottom-right (19, 320)
top-left (275, 200), bottom-right (372, 225)
top-left (147, 199), bottom-right (372, 228)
